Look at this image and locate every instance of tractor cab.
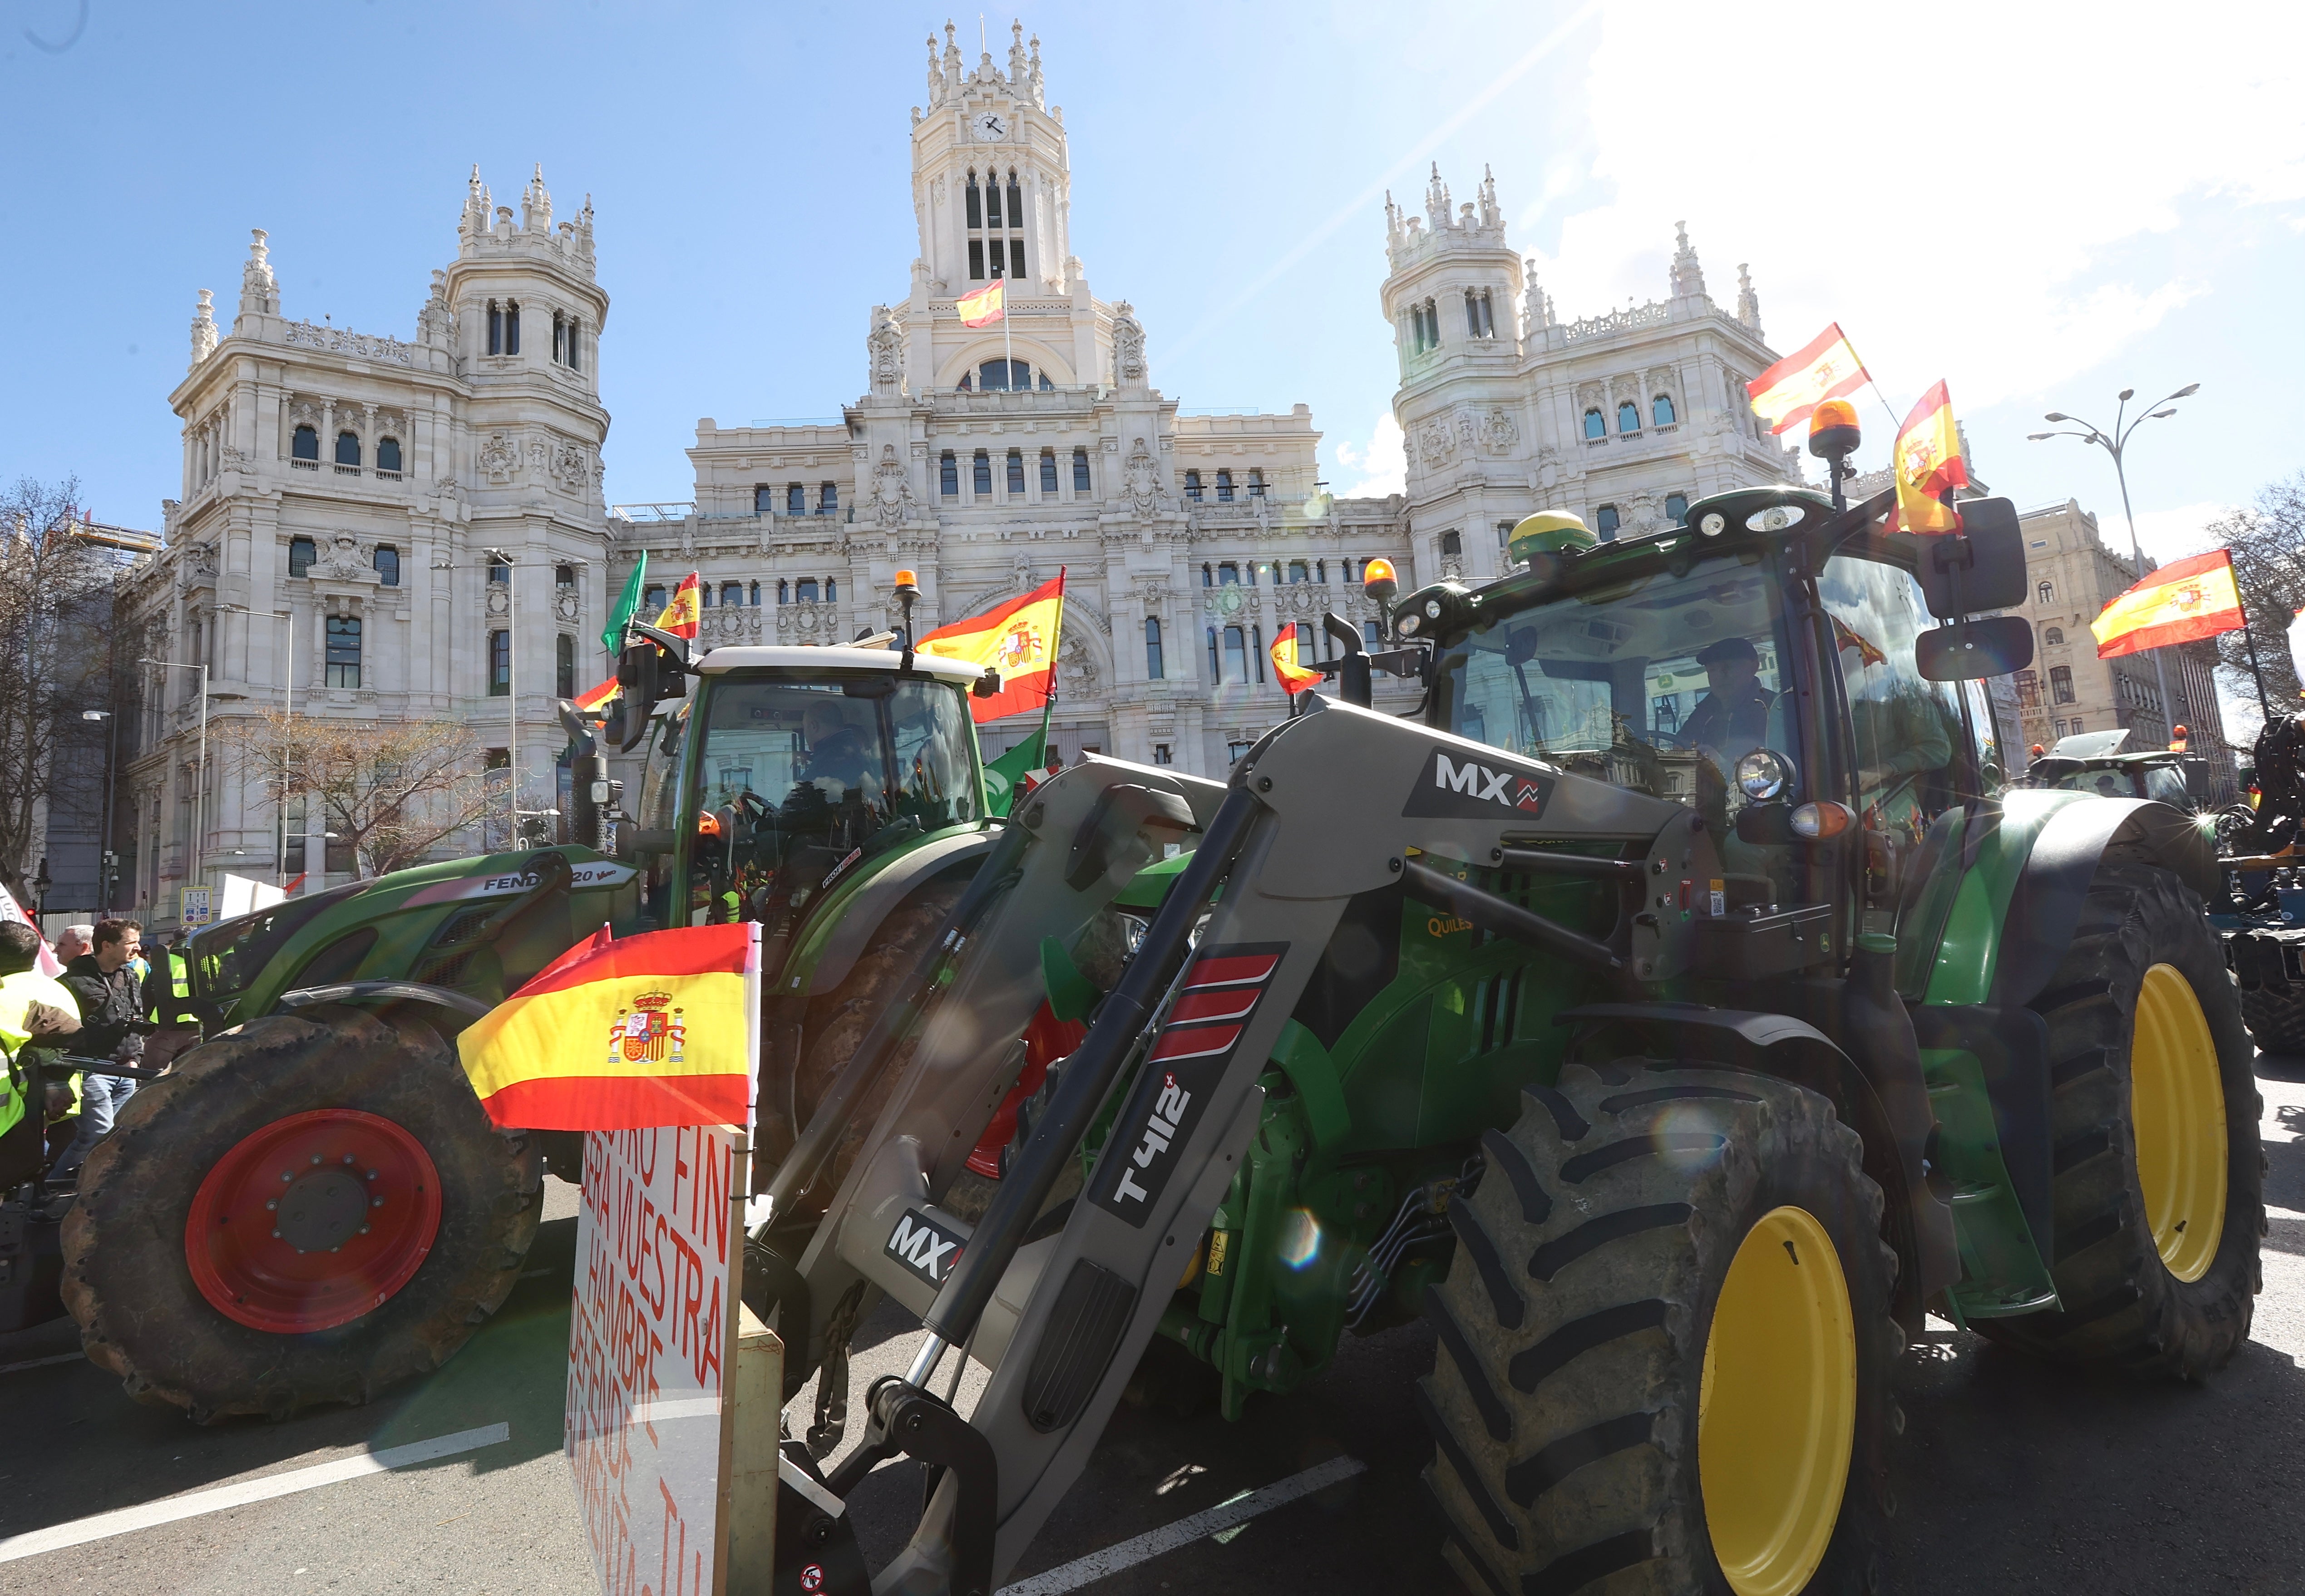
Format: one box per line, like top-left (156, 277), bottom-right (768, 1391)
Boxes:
top-left (2028, 728), bottom-right (2212, 813)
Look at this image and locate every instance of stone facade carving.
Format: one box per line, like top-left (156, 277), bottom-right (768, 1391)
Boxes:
top-left (868, 304), bottom-right (905, 394)
top-left (280, 320), bottom-right (415, 365)
top-left (1480, 407), bottom-right (1517, 454)
top-left (1122, 438), bottom-right (1163, 513)
top-left (189, 290), bottom-right (217, 368)
top-left (1111, 301), bottom-right (1146, 384)
top-left (868, 443), bottom-right (917, 527)
top-left (479, 431), bottom-right (519, 482)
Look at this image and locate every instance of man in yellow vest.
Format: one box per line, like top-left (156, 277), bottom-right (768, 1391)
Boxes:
top-left (0, 921), bottom-right (81, 1189)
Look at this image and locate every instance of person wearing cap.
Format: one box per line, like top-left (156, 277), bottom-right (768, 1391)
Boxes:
top-left (1677, 636), bottom-right (1776, 760)
top-left (798, 698), bottom-right (880, 801)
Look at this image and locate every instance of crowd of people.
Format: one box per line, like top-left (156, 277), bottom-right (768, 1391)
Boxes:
top-left (0, 917), bottom-right (199, 1188)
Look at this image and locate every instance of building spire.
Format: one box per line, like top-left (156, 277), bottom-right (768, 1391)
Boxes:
top-left (189, 288), bottom-right (217, 368)
top-left (1007, 18), bottom-right (1028, 82)
top-left (1522, 258), bottom-right (1551, 335)
top-left (1478, 164), bottom-right (1501, 230)
top-left (1425, 162), bottom-right (1451, 231)
top-left (238, 227), bottom-right (278, 320)
top-left (1027, 30), bottom-right (1043, 104)
top-left (927, 31), bottom-right (946, 102)
top-left (523, 163), bottom-right (553, 232)
top-left (943, 19), bottom-right (963, 85)
top-left (461, 164), bottom-right (491, 240)
top-left (1669, 219), bottom-right (1706, 300)
top-left (1736, 261), bottom-right (1762, 336)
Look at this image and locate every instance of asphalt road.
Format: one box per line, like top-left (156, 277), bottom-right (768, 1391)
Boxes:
top-left (7, 1065), bottom-right (2305, 1596)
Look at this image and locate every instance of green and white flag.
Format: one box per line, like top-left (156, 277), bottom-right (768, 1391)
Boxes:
top-left (602, 552), bottom-right (648, 656)
top-left (982, 711), bottom-right (1052, 819)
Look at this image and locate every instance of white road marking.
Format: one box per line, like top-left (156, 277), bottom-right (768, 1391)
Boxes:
top-left (0, 1351), bottom-right (84, 1377)
top-left (995, 1455), bottom-right (1367, 1596)
top-left (0, 1421), bottom-right (511, 1564)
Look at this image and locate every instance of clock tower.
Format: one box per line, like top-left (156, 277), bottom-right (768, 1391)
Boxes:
top-left (910, 20), bottom-right (1072, 300)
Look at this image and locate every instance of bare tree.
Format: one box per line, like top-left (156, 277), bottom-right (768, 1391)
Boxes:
top-left (2205, 473), bottom-right (2305, 722)
top-left (219, 710), bottom-right (497, 879)
top-left (0, 477), bottom-right (131, 900)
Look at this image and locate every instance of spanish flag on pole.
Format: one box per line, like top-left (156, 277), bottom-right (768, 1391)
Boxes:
top-left (458, 923), bottom-right (759, 1131)
top-left (1271, 621), bottom-right (1323, 695)
top-left (956, 279), bottom-right (1006, 329)
top-left (1746, 323), bottom-right (1869, 435)
top-left (571, 675), bottom-right (620, 714)
top-left (918, 571), bottom-right (1065, 722)
top-left (656, 572), bottom-right (702, 640)
top-left (2091, 548), bottom-right (2246, 659)
top-left (1883, 380), bottom-right (1969, 536)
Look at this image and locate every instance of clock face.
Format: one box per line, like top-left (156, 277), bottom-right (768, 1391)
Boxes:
top-left (972, 111), bottom-right (1007, 141)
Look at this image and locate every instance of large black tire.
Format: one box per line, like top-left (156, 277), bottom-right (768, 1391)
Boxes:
top-left (61, 1007), bottom-right (543, 1422)
top-left (1421, 1062), bottom-right (1899, 1596)
top-left (2240, 983), bottom-right (2305, 1060)
top-left (1978, 860), bottom-right (2263, 1377)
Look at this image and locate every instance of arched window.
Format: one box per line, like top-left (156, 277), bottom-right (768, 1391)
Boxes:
top-left (1248, 469), bottom-right (1265, 498)
top-left (1007, 171), bottom-right (1023, 234)
top-left (288, 536), bottom-right (316, 577)
top-left (1207, 626), bottom-right (1221, 680)
top-left (986, 167), bottom-right (1003, 227)
top-left (1584, 409), bottom-right (1605, 440)
top-left (1072, 447), bottom-right (1091, 493)
top-left (565, 316), bottom-right (580, 373)
top-left (488, 300), bottom-right (504, 355)
top-left (372, 545), bottom-right (400, 587)
top-left (721, 582), bottom-right (743, 609)
top-left (755, 484), bottom-right (775, 514)
top-left (749, 581), bottom-right (760, 606)
top-left (1653, 394), bottom-right (1677, 427)
top-left (326, 616), bottom-right (362, 690)
top-left (965, 169), bottom-right (982, 229)
top-left (375, 437), bottom-right (402, 475)
top-left (796, 578), bottom-right (819, 603)
top-left (1185, 470), bottom-right (1203, 502)
top-left (957, 371), bottom-right (972, 391)
top-left (1145, 616), bottom-right (1165, 680)
top-left (1665, 493), bottom-right (1688, 525)
top-left (1617, 401), bottom-right (1640, 433)
top-left (1216, 469), bottom-right (1234, 502)
top-left (503, 300), bottom-right (519, 354)
top-left (644, 584), bottom-right (666, 612)
top-left (1040, 450), bottom-right (1058, 493)
top-left (819, 482), bottom-right (838, 514)
top-left (941, 451), bottom-right (960, 497)
top-left (2038, 581), bottom-right (2055, 605)
top-left (1441, 529), bottom-right (1462, 557)
top-left (291, 424), bottom-right (319, 462)
top-left (556, 633), bottom-right (576, 698)
top-left (972, 450), bottom-right (992, 495)
top-left (335, 430), bottom-right (361, 467)
top-left (2050, 665), bottom-right (2075, 704)
top-left (488, 629), bottom-right (510, 696)
top-left (701, 585), bottom-right (714, 609)
top-left (979, 358), bottom-right (1029, 391)
top-left (1038, 370), bottom-right (1054, 389)
top-left (556, 563), bottom-right (577, 592)
top-left (1218, 563), bottom-right (1240, 586)
top-left (1596, 504), bottom-right (1621, 537)
top-left (787, 483), bottom-right (806, 516)
top-left (488, 558), bottom-right (511, 587)
top-left (1007, 449), bottom-right (1026, 494)
top-left (2043, 625), bottom-right (2064, 646)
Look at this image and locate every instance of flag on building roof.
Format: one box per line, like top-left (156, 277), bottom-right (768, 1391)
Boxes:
top-left (917, 571), bottom-right (1065, 723)
top-left (1745, 323), bottom-right (1868, 435)
top-left (956, 279), bottom-right (1006, 328)
top-left (1882, 380), bottom-right (1969, 536)
top-left (457, 922), bottom-right (758, 1131)
top-left (655, 571), bottom-right (702, 640)
top-left (571, 676), bottom-right (620, 714)
top-left (2092, 548), bottom-right (2245, 659)
top-left (1270, 621), bottom-right (1323, 695)
top-left (602, 550), bottom-right (647, 655)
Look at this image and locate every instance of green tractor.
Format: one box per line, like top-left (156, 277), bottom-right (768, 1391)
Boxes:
top-left (52, 637), bottom-right (1007, 1420)
top-left (731, 484), bottom-right (2260, 1596)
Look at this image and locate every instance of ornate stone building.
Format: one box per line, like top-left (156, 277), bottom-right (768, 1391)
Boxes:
top-left (118, 166), bottom-right (612, 916)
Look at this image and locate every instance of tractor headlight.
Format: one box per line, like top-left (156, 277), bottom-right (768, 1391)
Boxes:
top-left (1396, 610), bottom-right (1422, 637)
top-left (1735, 749), bottom-right (1793, 802)
top-left (1699, 512), bottom-right (1727, 537)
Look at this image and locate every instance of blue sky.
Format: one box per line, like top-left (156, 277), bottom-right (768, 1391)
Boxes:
top-left (5, 0), bottom-right (2300, 583)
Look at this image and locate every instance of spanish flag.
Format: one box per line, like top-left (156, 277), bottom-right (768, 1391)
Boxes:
top-left (917, 571), bottom-right (1065, 723)
top-left (457, 923), bottom-right (759, 1131)
top-left (1271, 621), bottom-right (1323, 695)
top-left (956, 279), bottom-right (1006, 329)
top-left (571, 675), bottom-right (620, 714)
top-left (2092, 548), bottom-right (2246, 659)
top-left (1883, 380), bottom-right (1969, 536)
top-left (656, 572), bottom-right (702, 640)
top-left (1746, 323), bottom-right (1868, 435)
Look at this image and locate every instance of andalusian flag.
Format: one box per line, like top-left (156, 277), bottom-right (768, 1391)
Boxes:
top-left (1270, 622), bottom-right (1323, 695)
top-left (1746, 324), bottom-right (1868, 435)
top-left (1883, 380), bottom-right (1969, 536)
top-left (956, 279), bottom-right (1006, 328)
top-left (656, 572), bottom-right (702, 640)
top-left (983, 718), bottom-right (1050, 818)
top-left (918, 571), bottom-right (1065, 723)
top-left (2092, 549), bottom-right (2245, 659)
top-left (602, 552), bottom-right (647, 655)
top-left (457, 923), bottom-right (759, 1130)
top-left (571, 675), bottom-right (621, 714)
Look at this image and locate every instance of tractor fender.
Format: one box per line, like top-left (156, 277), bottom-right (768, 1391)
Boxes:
top-left (1557, 999), bottom-right (1959, 1320)
top-left (800, 828), bottom-right (1000, 997)
top-left (277, 980), bottom-right (494, 1023)
top-left (1988, 793), bottom-right (2216, 1009)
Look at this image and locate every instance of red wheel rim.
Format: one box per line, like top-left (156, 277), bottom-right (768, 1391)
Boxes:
top-left (184, 1108), bottom-right (443, 1333)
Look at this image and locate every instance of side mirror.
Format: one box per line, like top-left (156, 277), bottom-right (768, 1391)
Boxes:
top-left (1913, 497), bottom-right (2026, 618)
top-left (1916, 615), bottom-right (2034, 681)
top-left (615, 635), bottom-right (688, 751)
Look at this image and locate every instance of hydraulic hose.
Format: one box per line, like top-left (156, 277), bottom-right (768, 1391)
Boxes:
top-left (1402, 857), bottom-right (1623, 971)
top-left (922, 783), bottom-right (1265, 1348)
top-left (757, 819), bottom-right (1031, 1222)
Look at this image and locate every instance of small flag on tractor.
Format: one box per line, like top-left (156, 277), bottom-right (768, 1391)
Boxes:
top-left (1882, 380), bottom-right (1969, 536)
top-left (1746, 323), bottom-right (1869, 435)
top-left (1270, 621), bottom-right (1323, 695)
top-left (457, 922), bottom-right (760, 1131)
top-left (654, 572), bottom-right (702, 639)
top-left (602, 550), bottom-right (647, 655)
top-left (917, 571), bottom-right (1066, 723)
top-left (956, 279), bottom-right (1006, 328)
top-left (571, 676), bottom-right (620, 714)
top-left (983, 720), bottom-right (1050, 818)
top-left (2092, 548), bottom-right (2245, 659)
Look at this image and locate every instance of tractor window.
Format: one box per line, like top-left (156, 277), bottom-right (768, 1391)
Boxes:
top-left (677, 674), bottom-right (980, 927)
top-left (1817, 554), bottom-right (1966, 837)
top-left (2143, 764), bottom-right (2189, 806)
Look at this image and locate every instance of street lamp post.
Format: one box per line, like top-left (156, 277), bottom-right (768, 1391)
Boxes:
top-left (80, 708), bottom-right (116, 912)
top-left (484, 549), bottom-right (518, 847)
top-left (2028, 383), bottom-right (2201, 745)
top-left (142, 658), bottom-right (210, 916)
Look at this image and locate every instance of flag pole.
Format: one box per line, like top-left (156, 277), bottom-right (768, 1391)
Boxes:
top-left (2240, 596), bottom-right (2275, 718)
top-left (1835, 327), bottom-right (1908, 436)
top-left (1002, 280), bottom-right (1014, 389)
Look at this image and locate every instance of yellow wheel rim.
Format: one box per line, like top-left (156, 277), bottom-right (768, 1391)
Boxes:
top-left (2130, 963), bottom-right (2227, 1283)
top-left (1698, 1205), bottom-right (1857, 1596)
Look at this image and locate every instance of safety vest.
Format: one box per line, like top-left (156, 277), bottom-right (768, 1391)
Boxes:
top-left (170, 949), bottom-right (191, 998)
top-left (0, 969), bottom-right (76, 1140)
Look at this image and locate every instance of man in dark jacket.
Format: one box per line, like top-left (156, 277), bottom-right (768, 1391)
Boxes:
top-left (55, 918), bottom-right (147, 1180)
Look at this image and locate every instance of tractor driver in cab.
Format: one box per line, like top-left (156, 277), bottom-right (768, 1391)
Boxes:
top-left (1677, 635), bottom-right (1776, 768)
top-left (799, 698), bottom-right (882, 805)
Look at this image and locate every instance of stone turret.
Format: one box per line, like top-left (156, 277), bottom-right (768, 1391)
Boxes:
top-left (189, 289), bottom-right (217, 368)
top-left (1736, 262), bottom-right (1763, 337)
top-left (237, 228), bottom-right (278, 324)
top-left (1669, 221), bottom-right (1707, 301)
